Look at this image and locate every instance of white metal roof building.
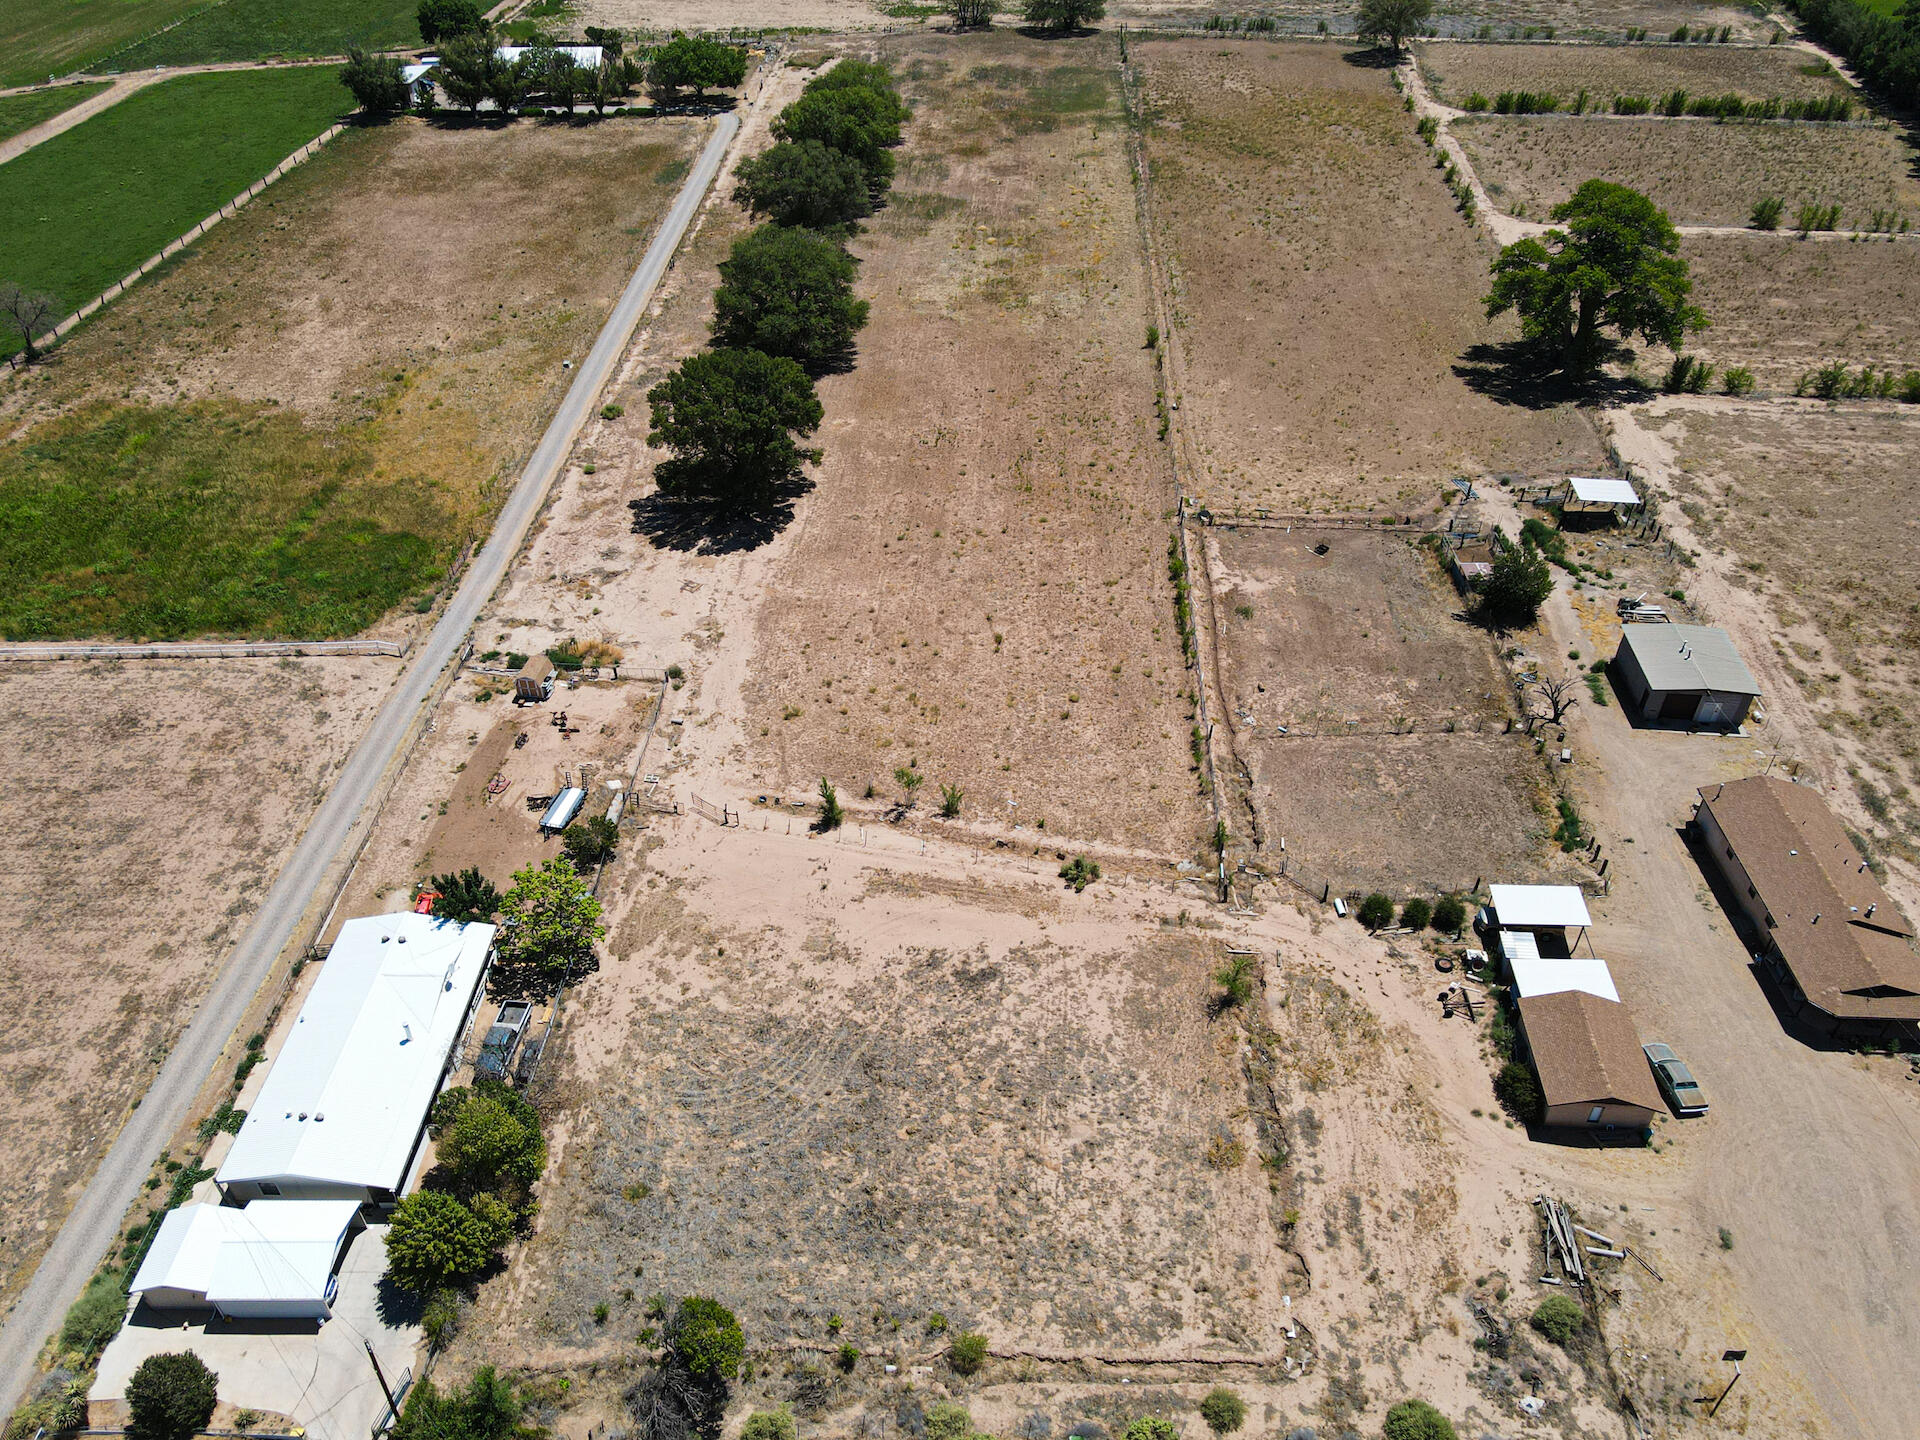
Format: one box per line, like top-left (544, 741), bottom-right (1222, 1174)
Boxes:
top-left (217, 913), bottom-right (493, 1204)
top-left (1564, 476), bottom-right (1641, 507)
top-left (1510, 955), bottom-right (1621, 1004)
top-left (130, 1201), bottom-right (364, 1320)
top-left (495, 44), bottom-right (605, 68)
top-left (1489, 884), bottom-right (1593, 932)
top-left (1614, 624), bottom-right (1760, 729)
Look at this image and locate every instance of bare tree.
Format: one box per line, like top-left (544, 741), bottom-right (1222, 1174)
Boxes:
top-left (1533, 675), bottom-right (1581, 725)
top-left (1, 283), bottom-right (61, 364)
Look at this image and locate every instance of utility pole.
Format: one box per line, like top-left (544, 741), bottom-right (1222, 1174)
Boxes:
top-left (365, 1338), bottom-right (398, 1421)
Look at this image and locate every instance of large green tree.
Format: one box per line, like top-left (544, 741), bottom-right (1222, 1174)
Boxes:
top-left (438, 33), bottom-right (512, 113)
top-left (341, 48), bottom-right (411, 114)
top-left (733, 141), bottom-right (875, 229)
top-left (418, 0), bottom-right (489, 44)
top-left (1485, 180), bottom-right (1704, 377)
top-left (386, 1189), bottom-right (513, 1293)
top-left (439, 1088), bottom-right (548, 1194)
top-left (126, 1354), bottom-right (218, 1440)
top-left (771, 87), bottom-right (904, 191)
top-left (804, 61), bottom-right (908, 121)
top-left (647, 349), bottom-right (824, 507)
top-left (1478, 541), bottom-right (1554, 628)
top-left (393, 1367), bottom-right (530, 1440)
top-left (1356, 0), bottom-right (1433, 53)
top-left (430, 866), bottom-right (500, 924)
top-left (497, 855), bottom-right (605, 981)
top-left (1023, 0), bottom-right (1106, 29)
top-left (712, 225), bottom-right (870, 374)
top-left (649, 35), bottom-right (748, 100)
top-left (675, 1296), bottom-right (746, 1381)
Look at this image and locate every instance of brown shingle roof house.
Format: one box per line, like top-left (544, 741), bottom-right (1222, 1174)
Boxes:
top-left (1516, 990), bottom-right (1663, 1129)
top-left (1696, 776), bottom-right (1920, 1028)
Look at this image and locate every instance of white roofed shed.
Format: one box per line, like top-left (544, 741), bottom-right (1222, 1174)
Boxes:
top-left (1489, 884), bottom-right (1592, 931)
top-left (130, 1201), bottom-right (364, 1319)
top-left (217, 913), bottom-right (493, 1204)
top-left (1564, 476), bottom-right (1641, 507)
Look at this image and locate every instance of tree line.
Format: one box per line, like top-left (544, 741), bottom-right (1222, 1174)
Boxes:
top-left (1788, 0), bottom-right (1920, 112)
top-left (643, 59), bottom-right (910, 511)
top-left (343, 8), bottom-right (749, 117)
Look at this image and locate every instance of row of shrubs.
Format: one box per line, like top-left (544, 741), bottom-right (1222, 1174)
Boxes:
top-left (1355, 892), bottom-right (1471, 934)
top-left (1750, 195), bottom-right (1907, 233)
top-left (1667, 355), bottom-right (1920, 401)
top-left (1461, 88), bottom-right (1854, 121)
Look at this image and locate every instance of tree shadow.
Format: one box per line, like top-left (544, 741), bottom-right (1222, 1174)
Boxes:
top-left (1340, 45), bottom-right (1403, 69)
top-left (487, 949), bottom-right (597, 1003)
top-left (1014, 25), bottom-right (1101, 41)
top-left (628, 480), bottom-right (812, 555)
top-left (374, 1267), bottom-right (427, 1330)
top-left (1454, 340), bottom-right (1646, 410)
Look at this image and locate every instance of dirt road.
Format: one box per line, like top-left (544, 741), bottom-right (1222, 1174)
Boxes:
top-left (0, 107), bottom-right (739, 1415)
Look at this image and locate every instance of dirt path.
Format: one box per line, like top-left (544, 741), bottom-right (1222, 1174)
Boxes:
top-left (0, 108), bottom-right (742, 1419)
top-left (0, 58), bottom-right (347, 167)
top-left (1472, 425), bottom-right (1920, 1440)
top-left (1397, 52), bottom-right (1920, 248)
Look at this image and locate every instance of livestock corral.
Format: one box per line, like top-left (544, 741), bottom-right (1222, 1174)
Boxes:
top-left (1207, 525), bottom-right (1562, 897)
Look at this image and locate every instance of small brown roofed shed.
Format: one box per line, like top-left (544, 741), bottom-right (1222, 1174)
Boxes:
top-left (1697, 776), bottom-right (1920, 1022)
top-left (1517, 990), bottom-right (1662, 1128)
top-left (514, 653), bottom-right (554, 702)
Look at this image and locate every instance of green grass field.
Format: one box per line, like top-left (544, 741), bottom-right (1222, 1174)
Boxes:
top-left (0, 82), bottom-right (111, 144)
top-left (112, 0), bottom-right (421, 69)
top-left (0, 68), bottom-right (347, 354)
top-left (0, 400), bottom-right (450, 639)
top-left (0, 0), bottom-right (204, 87)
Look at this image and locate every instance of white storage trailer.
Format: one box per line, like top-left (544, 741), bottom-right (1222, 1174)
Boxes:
top-left (540, 786), bottom-right (586, 834)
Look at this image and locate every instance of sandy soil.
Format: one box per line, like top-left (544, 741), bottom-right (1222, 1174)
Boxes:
top-left (571, 0), bottom-right (891, 34)
top-left (722, 32), bottom-right (1199, 855)
top-left (1416, 38), bottom-right (1856, 109)
top-left (1645, 401), bottom-right (1920, 861)
top-left (0, 655), bottom-right (394, 1314)
top-left (1133, 39), bottom-right (1607, 513)
top-left (1204, 526), bottom-right (1565, 897)
top-left (1454, 113), bottom-right (1920, 228)
top-left (1681, 234), bottom-right (1920, 390)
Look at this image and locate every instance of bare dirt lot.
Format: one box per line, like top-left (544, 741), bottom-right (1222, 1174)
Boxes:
top-left (1134, 39), bottom-right (1606, 513)
top-left (730, 32), bottom-right (1199, 856)
top-left (1650, 401), bottom-right (1920, 856)
top-left (1454, 113), bottom-right (1920, 227)
top-left (442, 813), bottom-right (1624, 1440)
top-left (1682, 234), bottom-right (1920, 389)
top-left (1417, 38), bottom-right (1856, 109)
top-left (1206, 526), bottom-right (1561, 896)
top-left (0, 655), bottom-right (393, 1313)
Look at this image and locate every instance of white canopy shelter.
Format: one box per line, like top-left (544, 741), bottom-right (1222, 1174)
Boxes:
top-left (1489, 884), bottom-right (1593, 932)
top-left (1510, 955), bottom-right (1620, 1004)
top-left (130, 1201), bottom-right (363, 1320)
top-left (1565, 476), bottom-right (1641, 507)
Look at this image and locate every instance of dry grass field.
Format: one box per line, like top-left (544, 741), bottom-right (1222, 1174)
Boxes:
top-left (1133, 40), bottom-right (1605, 513)
top-left (1206, 527), bottom-right (1556, 896)
top-left (0, 115), bottom-right (703, 639)
top-left (1654, 404), bottom-right (1920, 852)
top-left (736, 32), bottom-right (1199, 856)
top-left (1683, 235), bottom-right (1920, 389)
top-left (0, 656), bottom-right (393, 1314)
top-left (1455, 114), bottom-right (1920, 227)
top-left (1417, 39), bottom-right (1856, 108)
top-left (1113, 0), bottom-right (1771, 41)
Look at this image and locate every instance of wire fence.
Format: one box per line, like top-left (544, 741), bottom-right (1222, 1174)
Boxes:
top-left (0, 637), bottom-right (406, 661)
top-left (8, 122), bottom-right (348, 368)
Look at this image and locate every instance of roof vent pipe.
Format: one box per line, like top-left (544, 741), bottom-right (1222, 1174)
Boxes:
top-left (402, 1023), bottom-right (412, 1043)
top-left (1812, 913), bottom-right (1820, 925)
top-left (1867, 903), bottom-right (1877, 918)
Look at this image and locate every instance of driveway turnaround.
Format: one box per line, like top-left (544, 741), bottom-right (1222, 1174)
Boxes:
top-left (0, 107), bottom-right (740, 1409)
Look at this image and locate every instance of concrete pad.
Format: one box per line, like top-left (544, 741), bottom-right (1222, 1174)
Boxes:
top-left (94, 1223), bottom-right (420, 1440)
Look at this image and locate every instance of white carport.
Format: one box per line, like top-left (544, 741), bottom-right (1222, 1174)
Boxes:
top-left (1488, 884), bottom-right (1593, 955)
top-left (1563, 476), bottom-right (1641, 507)
top-left (129, 1201), bottom-right (364, 1320)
